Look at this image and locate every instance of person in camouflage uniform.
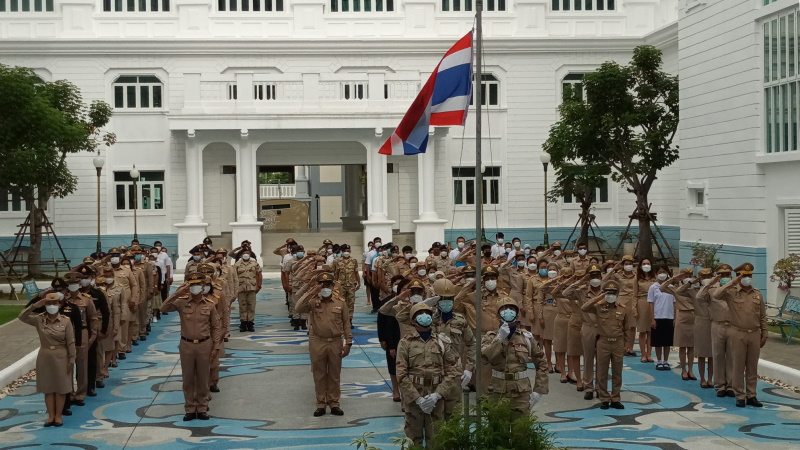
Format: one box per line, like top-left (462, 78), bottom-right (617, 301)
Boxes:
top-left (333, 244), bottom-right (360, 323)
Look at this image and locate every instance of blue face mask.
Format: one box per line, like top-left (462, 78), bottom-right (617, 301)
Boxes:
top-left (720, 277), bottom-right (731, 286)
top-left (296, 252), bottom-right (305, 258)
top-left (539, 269), bottom-right (548, 277)
top-left (193, 255), bottom-right (201, 261)
top-left (415, 313), bottom-right (433, 327)
top-left (500, 309), bottom-right (517, 323)
top-left (438, 299), bottom-right (454, 313)
top-left (134, 254), bottom-right (142, 262)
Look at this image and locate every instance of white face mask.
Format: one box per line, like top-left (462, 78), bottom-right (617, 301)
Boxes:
top-left (548, 270), bottom-right (558, 279)
top-left (418, 269), bottom-right (427, 276)
top-left (46, 305), bottom-right (60, 315)
top-left (527, 263), bottom-right (537, 270)
top-left (67, 284), bottom-right (80, 292)
top-left (80, 279), bottom-right (92, 287)
top-left (605, 294), bottom-right (617, 304)
top-left (327, 249), bottom-right (333, 254)
top-left (496, 238), bottom-right (504, 244)
top-left (392, 285), bottom-right (399, 293)
top-left (553, 250), bottom-right (562, 257)
top-left (578, 249), bottom-right (588, 256)
top-left (701, 278), bottom-right (712, 286)
top-left (657, 273), bottom-right (668, 281)
top-left (242, 254), bottom-right (251, 261)
top-left (202, 285), bottom-right (211, 294)
top-left (320, 288), bottom-right (333, 297)
top-left (565, 257), bottom-right (573, 263)
top-left (343, 252), bottom-right (350, 258)
top-left (513, 242), bottom-right (521, 248)
top-left (624, 265), bottom-right (634, 272)
top-left (524, 249), bottom-right (531, 255)
top-left (110, 257), bottom-right (120, 265)
top-left (189, 285), bottom-right (203, 295)
top-left (537, 252), bottom-right (545, 258)
top-left (457, 242), bottom-right (465, 249)
top-left (105, 278), bottom-right (114, 285)
top-left (410, 262), bottom-right (417, 269)
top-left (428, 273), bottom-right (436, 281)
top-left (589, 279), bottom-right (602, 288)
top-left (485, 280), bottom-right (498, 291)
top-left (410, 294), bottom-right (423, 303)
top-left (465, 277), bottom-right (475, 284)
top-left (404, 253), bottom-right (413, 259)
top-left (741, 277), bottom-right (753, 287)
top-left (641, 264), bottom-right (652, 273)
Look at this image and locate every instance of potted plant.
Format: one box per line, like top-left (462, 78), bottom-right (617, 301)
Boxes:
top-left (771, 253), bottom-right (800, 297)
top-left (689, 241), bottom-right (723, 273)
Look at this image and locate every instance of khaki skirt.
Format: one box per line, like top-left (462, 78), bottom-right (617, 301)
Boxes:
top-left (567, 313), bottom-right (584, 356)
top-left (693, 315), bottom-right (712, 357)
top-left (553, 314), bottom-right (570, 353)
top-left (36, 346), bottom-right (73, 394)
top-left (531, 302), bottom-right (544, 336)
top-left (674, 309), bottom-right (695, 348)
top-left (542, 302), bottom-right (558, 341)
top-left (637, 296), bottom-right (651, 332)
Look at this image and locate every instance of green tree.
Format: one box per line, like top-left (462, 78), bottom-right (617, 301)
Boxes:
top-left (547, 162), bottom-right (610, 247)
top-left (0, 64), bottom-right (114, 276)
top-left (543, 45), bottom-right (679, 260)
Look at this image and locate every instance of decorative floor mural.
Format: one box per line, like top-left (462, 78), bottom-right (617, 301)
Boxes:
top-left (0, 278), bottom-right (799, 449)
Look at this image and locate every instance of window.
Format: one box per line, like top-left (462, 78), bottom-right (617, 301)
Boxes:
top-left (0, 189), bottom-right (24, 212)
top-left (562, 73), bottom-right (587, 102)
top-left (686, 180), bottom-right (708, 216)
top-left (563, 177), bottom-right (609, 204)
top-left (469, 74), bottom-right (500, 107)
top-left (114, 171), bottom-right (164, 211)
top-left (258, 166), bottom-right (295, 184)
top-left (102, 0), bottom-right (169, 11)
top-left (763, 9), bottom-right (800, 153)
top-left (113, 76), bottom-right (163, 109)
top-left (342, 82), bottom-right (367, 100)
top-left (441, 0), bottom-right (505, 11)
top-left (218, 0), bottom-right (284, 11)
top-left (552, 0), bottom-right (615, 11)
top-left (786, 209), bottom-right (800, 253)
top-left (0, 0), bottom-right (54, 11)
top-left (330, 0), bottom-right (393, 12)
top-left (452, 166), bottom-right (501, 206)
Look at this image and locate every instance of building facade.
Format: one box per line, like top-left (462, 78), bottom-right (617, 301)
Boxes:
top-left (0, 1), bottom-right (684, 273)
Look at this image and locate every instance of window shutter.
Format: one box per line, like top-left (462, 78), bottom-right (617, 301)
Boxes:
top-left (787, 209), bottom-right (800, 253)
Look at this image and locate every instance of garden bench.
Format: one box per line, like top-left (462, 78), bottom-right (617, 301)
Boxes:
top-left (767, 293), bottom-right (800, 345)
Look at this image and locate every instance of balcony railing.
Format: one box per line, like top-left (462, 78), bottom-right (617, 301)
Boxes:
top-left (259, 184), bottom-right (296, 199)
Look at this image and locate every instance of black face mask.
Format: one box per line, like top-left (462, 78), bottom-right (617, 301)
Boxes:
top-left (483, 252), bottom-right (492, 258)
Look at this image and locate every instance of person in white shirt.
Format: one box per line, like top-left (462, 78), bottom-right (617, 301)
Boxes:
top-left (648, 265), bottom-right (676, 371)
top-left (490, 232), bottom-right (505, 259)
top-left (449, 236), bottom-right (466, 265)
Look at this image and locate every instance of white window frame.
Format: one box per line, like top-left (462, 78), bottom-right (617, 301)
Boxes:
top-left (762, 9), bottom-right (799, 154)
top-left (217, 0), bottom-right (285, 12)
top-left (452, 166), bottom-right (502, 210)
top-left (102, 0), bottom-right (171, 12)
top-left (440, 0), bottom-right (505, 11)
top-left (329, 0), bottom-right (394, 12)
top-left (561, 73), bottom-right (588, 103)
top-left (551, 0), bottom-right (616, 12)
top-left (0, 188), bottom-right (27, 217)
top-left (686, 180), bottom-right (709, 217)
top-left (562, 175), bottom-right (610, 207)
top-left (469, 74), bottom-right (500, 107)
top-left (114, 171), bottom-right (166, 213)
top-left (113, 75), bottom-right (165, 110)
top-left (0, 0), bottom-right (55, 12)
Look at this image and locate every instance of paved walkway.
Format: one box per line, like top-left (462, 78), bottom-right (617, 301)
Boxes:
top-left (0, 277), bottom-right (799, 449)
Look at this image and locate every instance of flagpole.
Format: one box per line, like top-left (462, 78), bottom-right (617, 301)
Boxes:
top-left (473, 0), bottom-right (484, 413)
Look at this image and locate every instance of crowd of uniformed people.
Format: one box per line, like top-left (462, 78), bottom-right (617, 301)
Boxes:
top-left (19, 231), bottom-right (768, 448)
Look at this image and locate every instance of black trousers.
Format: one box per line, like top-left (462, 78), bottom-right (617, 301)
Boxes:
top-left (370, 285), bottom-right (381, 311)
top-left (87, 341), bottom-right (98, 390)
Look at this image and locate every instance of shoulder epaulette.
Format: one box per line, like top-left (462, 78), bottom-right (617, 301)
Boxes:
top-left (178, 295), bottom-right (190, 299)
top-left (82, 293), bottom-right (92, 298)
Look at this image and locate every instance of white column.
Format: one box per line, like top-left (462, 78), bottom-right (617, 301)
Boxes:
top-left (294, 165), bottom-right (311, 201)
top-left (361, 128), bottom-right (395, 248)
top-left (230, 129), bottom-right (263, 263)
top-left (413, 127), bottom-right (447, 255)
top-left (175, 129), bottom-right (208, 267)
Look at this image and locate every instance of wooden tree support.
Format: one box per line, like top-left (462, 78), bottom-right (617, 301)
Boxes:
top-left (611, 203), bottom-right (676, 264)
top-left (5, 210), bottom-right (71, 278)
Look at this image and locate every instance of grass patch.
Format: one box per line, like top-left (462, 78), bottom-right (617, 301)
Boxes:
top-left (0, 305), bottom-right (24, 326)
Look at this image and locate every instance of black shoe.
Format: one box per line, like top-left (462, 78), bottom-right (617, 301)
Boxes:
top-left (610, 402), bottom-right (625, 409)
top-left (210, 385), bottom-right (220, 393)
top-left (300, 320), bottom-right (307, 331)
top-left (716, 390), bottom-right (726, 398)
top-left (196, 412), bottom-right (210, 420)
top-left (726, 390), bottom-right (736, 398)
top-left (87, 389), bottom-right (97, 397)
top-left (330, 407), bottom-right (344, 416)
top-left (736, 399), bottom-right (745, 408)
top-left (351, 325), bottom-right (355, 329)
top-left (139, 336), bottom-right (147, 341)
top-left (72, 399), bottom-right (85, 407)
top-left (313, 408), bottom-right (326, 417)
top-left (62, 408), bottom-right (72, 416)
top-left (146, 324), bottom-right (152, 332)
top-left (746, 397), bottom-right (763, 407)
top-left (183, 413), bottom-right (196, 421)
top-left (131, 340), bottom-right (139, 346)
top-left (584, 392), bottom-right (594, 400)
top-left (111, 362), bottom-right (118, 368)
top-left (53, 422), bottom-right (63, 427)
top-left (600, 402), bottom-right (610, 410)
top-left (577, 386), bottom-right (584, 392)
top-left (125, 349), bottom-right (132, 353)
top-left (567, 377), bottom-right (578, 385)
top-left (370, 309), bottom-right (379, 314)
top-left (44, 421), bottom-right (54, 427)
top-left (96, 381), bottom-right (105, 389)
top-left (239, 322), bottom-right (247, 332)
top-left (224, 338), bottom-right (229, 343)
top-left (293, 319), bottom-right (300, 331)
top-left (248, 321), bottom-right (255, 332)
top-left (118, 353), bottom-right (126, 360)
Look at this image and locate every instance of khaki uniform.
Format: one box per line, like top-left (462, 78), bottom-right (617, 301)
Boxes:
top-left (132, 261), bottom-right (153, 337)
top-left (160, 294), bottom-right (222, 413)
top-left (66, 292), bottom-right (99, 401)
top-left (380, 298), bottom-right (417, 338)
top-left (661, 282), bottom-right (696, 348)
top-left (208, 285), bottom-right (226, 387)
top-left (185, 258), bottom-right (202, 274)
top-left (289, 257), bottom-right (315, 321)
top-left (432, 312), bottom-right (475, 417)
top-left (693, 283), bottom-right (713, 358)
top-left (98, 283), bottom-right (124, 379)
top-left (434, 257), bottom-right (455, 275)
top-left (700, 283), bottom-right (733, 392)
top-left (583, 298), bottom-right (631, 403)
top-left (19, 306), bottom-right (76, 394)
top-left (220, 264), bottom-right (238, 337)
top-left (636, 278), bottom-right (655, 332)
top-left (333, 257), bottom-right (360, 320)
top-left (128, 264), bottom-right (147, 341)
top-left (111, 264), bottom-right (139, 350)
top-left (712, 284), bottom-right (767, 400)
top-left (564, 283), bottom-right (600, 393)
top-left (571, 257), bottom-right (591, 274)
top-left (454, 286), bottom-right (504, 394)
top-left (396, 332), bottom-right (460, 449)
top-left (538, 280), bottom-right (560, 341)
top-left (295, 290), bottom-right (353, 409)
top-left (235, 259), bottom-right (262, 322)
top-left (481, 328), bottom-right (549, 417)
top-left (525, 276), bottom-right (547, 336)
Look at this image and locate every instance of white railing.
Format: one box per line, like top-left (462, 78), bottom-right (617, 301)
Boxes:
top-left (253, 81), bottom-right (303, 101)
top-left (320, 81), bottom-right (369, 100)
top-left (384, 81), bottom-right (420, 99)
top-left (259, 184), bottom-right (296, 199)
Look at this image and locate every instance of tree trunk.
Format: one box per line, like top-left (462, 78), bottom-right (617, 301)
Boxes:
top-left (635, 192), bottom-right (654, 261)
top-left (27, 192), bottom-right (48, 278)
top-left (579, 201), bottom-right (591, 246)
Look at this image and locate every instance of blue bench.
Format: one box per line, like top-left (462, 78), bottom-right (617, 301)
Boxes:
top-left (767, 293), bottom-right (800, 345)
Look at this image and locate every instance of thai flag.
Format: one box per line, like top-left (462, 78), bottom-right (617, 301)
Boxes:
top-left (379, 31), bottom-right (473, 156)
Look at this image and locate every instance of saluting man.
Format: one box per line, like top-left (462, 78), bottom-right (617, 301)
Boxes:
top-left (295, 273), bottom-right (353, 417)
top-left (160, 272), bottom-right (222, 421)
top-left (333, 244), bottom-right (360, 324)
top-left (234, 249), bottom-right (262, 332)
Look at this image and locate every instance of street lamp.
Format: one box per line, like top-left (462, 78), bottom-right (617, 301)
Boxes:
top-left (92, 152), bottom-right (105, 253)
top-left (540, 152), bottom-right (551, 247)
top-left (130, 165), bottom-right (140, 241)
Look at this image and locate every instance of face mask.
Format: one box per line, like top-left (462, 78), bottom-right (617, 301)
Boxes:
top-left (428, 273), bottom-right (436, 281)
top-left (342, 252), bottom-right (350, 258)
top-left (657, 273), bottom-right (668, 281)
top-left (607, 268), bottom-right (614, 274)
top-left (548, 270), bottom-right (558, 279)
top-left (410, 294), bottom-right (423, 303)
top-left (517, 260), bottom-right (525, 268)
top-left (539, 269), bottom-right (548, 277)
top-left (189, 285), bottom-right (203, 295)
top-left (320, 288), bottom-right (333, 297)
top-left (500, 309), bottom-right (517, 323)
top-left (327, 249), bottom-right (333, 254)
top-left (483, 252), bottom-right (492, 258)
top-left (496, 238), bottom-right (504, 244)
top-left (110, 257), bottom-right (120, 265)
top-left (641, 264), bottom-right (652, 273)
top-left (242, 254), bottom-right (251, 261)
top-left (537, 252), bottom-right (545, 258)
top-left (524, 249), bottom-right (530, 256)
top-left (134, 254), bottom-right (142, 262)
top-left (418, 269), bottom-right (427, 276)
top-left (566, 257), bottom-right (573, 263)
top-left (485, 280), bottom-right (498, 291)
top-left (457, 242), bottom-right (465, 249)
top-left (404, 253), bottom-right (412, 259)
top-left (439, 299), bottom-right (454, 313)
top-left (553, 250), bottom-right (562, 257)
top-left (202, 285), bottom-right (211, 294)
top-left (578, 249), bottom-right (588, 256)
top-left (605, 294), bottom-right (617, 304)
top-left (80, 279), bottom-right (92, 287)
top-left (504, 247), bottom-right (512, 253)
top-left (193, 255), bottom-right (201, 261)
top-left (741, 277), bottom-right (753, 287)
top-left (408, 262), bottom-right (417, 269)
top-left (392, 285), bottom-right (399, 293)
top-left (415, 313), bottom-right (433, 327)
top-left (296, 252), bottom-right (304, 259)
top-left (375, 242), bottom-right (381, 247)
top-left (67, 284), bottom-right (80, 292)
top-left (624, 265), bottom-right (634, 272)
top-left (105, 278), bottom-right (114, 285)
top-left (155, 246), bottom-right (161, 251)
top-left (513, 242), bottom-right (521, 248)
top-left (46, 305), bottom-right (60, 315)
top-left (465, 277), bottom-right (475, 284)
top-left (701, 278), bottom-right (711, 286)
top-left (390, 252), bottom-right (398, 258)
top-left (720, 277), bottom-right (731, 286)
top-left (590, 279), bottom-right (602, 288)
top-left (527, 263), bottom-right (537, 270)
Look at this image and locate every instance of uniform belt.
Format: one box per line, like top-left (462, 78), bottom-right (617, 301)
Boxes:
top-left (696, 315), bottom-right (711, 320)
top-left (491, 369), bottom-right (529, 380)
top-left (733, 326), bottom-right (760, 334)
top-left (311, 335), bottom-right (342, 342)
top-left (409, 375), bottom-right (441, 386)
top-left (181, 336), bottom-right (210, 344)
top-left (713, 320), bottom-right (731, 327)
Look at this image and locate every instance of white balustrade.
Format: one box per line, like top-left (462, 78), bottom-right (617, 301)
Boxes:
top-left (259, 184), bottom-right (296, 199)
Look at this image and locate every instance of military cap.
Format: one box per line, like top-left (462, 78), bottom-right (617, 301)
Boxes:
top-left (215, 247), bottom-right (228, 254)
top-left (698, 268), bottom-right (713, 276)
top-left (715, 264), bottom-right (733, 274)
top-left (574, 270), bottom-right (586, 277)
top-left (124, 251), bottom-right (134, 257)
top-left (197, 263), bottom-right (216, 275)
top-left (130, 245), bottom-right (143, 254)
top-left (317, 272), bottom-right (335, 283)
top-left (323, 239), bottom-right (333, 245)
top-left (734, 262), bottom-right (754, 275)
top-left (119, 245), bottom-right (128, 252)
top-left (203, 237), bottom-right (213, 244)
top-left (514, 250), bottom-right (525, 258)
top-left (186, 272), bottom-right (206, 284)
top-left (82, 256), bottom-right (94, 264)
top-left (409, 279), bottom-right (425, 290)
top-left (461, 264), bottom-right (476, 274)
top-left (78, 266), bottom-right (94, 277)
top-left (621, 254), bottom-right (634, 262)
top-left (307, 249), bottom-right (317, 256)
top-left (108, 247), bottom-right (121, 254)
top-left (433, 278), bottom-right (456, 296)
top-left (341, 244), bottom-right (351, 251)
top-left (497, 297), bottom-right (519, 313)
top-left (481, 266), bottom-right (499, 277)
top-left (286, 238), bottom-right (296, 244)
top-left (551, 241), bottom-right (563, 247)
top-left (51, 278), bottom-right (67, 290)
top-left (96, 276), bottom-right (107, 284)
top-left (602, 280), bottom-right (620, 292)
top-left (64, 272), bottom-right (84, 283)
top-left (431, 241), bottom-right (442, 248)
top-left (604, 260), bottom-right (616, 266)
top-left (44, 293), bottom-right (63, 302)
top-left (241, 240), bottom-right (251, 245)
top-left (563, 249), bottom-right (575, 255)
top-left (681, 268), bottom-right (694, 275)
top-left (561, 267), bottom-right (573, 277)
top-left (410, 302), bottom-right (434, 318)
top-left (315, 256), bottom-right (326, 263)
top-left (588, 264), bottom-right (602, 274)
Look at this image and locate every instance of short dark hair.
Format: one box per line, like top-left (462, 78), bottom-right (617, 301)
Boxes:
top-left (496, 232), bottom-right (504, 238)
top-left (481, 244), bottom-right (491, 251)
top-left (577, 241), bottom-right (588, 248)
top-left (154, 240), bottom-right (162, 246)
top-left (456, 236), bottom-right (466, 241)
top-left (402, 245), bottom-right (413, 253)
top-left (512, 237), bottom-right (521, 242)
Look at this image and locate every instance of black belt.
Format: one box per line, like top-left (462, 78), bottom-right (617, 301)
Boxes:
top-left (181, 336), bottom-right (210, 344)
